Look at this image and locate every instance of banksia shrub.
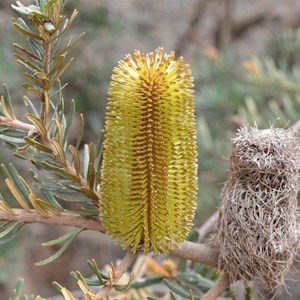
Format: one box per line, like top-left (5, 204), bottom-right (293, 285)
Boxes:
top-left (100, 48), bottom-right (198, 254)
top-left (217, 126), bottom-right (300, 293)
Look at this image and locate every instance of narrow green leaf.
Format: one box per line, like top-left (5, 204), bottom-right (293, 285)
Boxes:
top-left (59, 9), bottom-right (78, 34)
top-left (70, 271), bottom-right (105, 286)
top-left (26, 113), bottom-right (48, 137)
top-left (88, 162), bottom-right (95, 190)
top-left (24, 137), bottom-right (53, 153)
top-left (163, 280), bottom-right (192, 299)
top-left (27, 35), bottom-right (43, 58)
top-left (29, 194), bottom-right (49, 217)
top-left (40, 0), bottom-right (47, 13)
top-left (83, 143), bottom-right (89, 180)
top-left (44, 0), bottom-right (58, 12)
top-left (36, 198), bottom-right (61, 215)
top-left (49, 54), bottom-right (65, 77)
top-left (1, 164), bottom-right (12, 181)
top-left (51, 58), bottom-right (74, 82)
top-left (68, 145), bottom-right (81, 175)
top-left (13, 43), bottom-right (43, 63)
top-left (131, 276), bottom-right (164, 289)
top-left (40, 161), bottom-right (66, 174)
top-left (52, 281), bottom-right (63, 292)
top-left (12, 278), bottom-right (25, 300)
top-left (12, 21), bottom-right (44, 40)
top-left (196, 274), bottom-right (214, 289)
top-left (51, 139), bottom-right (67, 164)
top-left (5, 178), bottom-right (31, 210)
top-left (14, 53), bottom-right (44, 73)
top-left (24, 96), bottom-right (39, 116)
top-left (54, 195), bottom-right (85, 203)
top-left (0, 128), bottom-right (25, 137)
top-left (22, 82), bottom-right (44, 100)
top-left (34, 72), bottom-right (52, 91)
top-left (87, 143), bottom-right (95, 189)
top-left (0, 135), bottom-right (26, 144)
top-left (114, 273), bottom-right (134, 292)
top-left (75, 113), bottom-right (84, 149)
top-left (7, 163), bottom-right (31, 200)
top-left (35, 228), bottom-right (83, 266)
top-left (95, 129), bottom-right (104, 160)
top-left (42, 228), bottom-right (83, 246)
top-left (88, 259), bottom-right (109, 282)
top-left (63, 99), bottom-right (75, 144)
top-left (0, 201), bottom-right (15, 215)
top-left (3, 84), bottom-right (16, 119)
top-left (1, 95), bottom-right (13, 119)
top-left (54, 118), bottom-right (63, 145)
top-left (80, 187), bottom-right (98, 201)
top-left (178, 272), bottom-right (201, 285)
top-left (56, 32), bottom-right (85, 57)
top-left (30, 170), bottom-right (64, 210)
top-left (0, 222), bottom-right (25, 245)
top-left (50, 82), bottom-right (68, 100)
top-left (59, 168), bottom-right (80, 182)
top-left (24, 73), bottom-right (44, 89)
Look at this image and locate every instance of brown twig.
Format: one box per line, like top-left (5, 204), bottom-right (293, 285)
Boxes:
top-left (96, 249), bottom-right (137, 299)
top-left (169, 241), bottom-right (219, 268)
top-left (201, 273), bottom-right (230, 300)
top-left (40, 40), bottom-right (52, 123)
top-left (0, 116), bottom-right (35, 132)
top-left (0, 209), bottom-right (220, 268)
top-left (198, 211), bottom-right (218, 240)
top-left (0, 208), bottom-right (105, 232)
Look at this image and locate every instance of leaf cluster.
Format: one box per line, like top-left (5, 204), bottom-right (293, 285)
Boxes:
top-left (0, 0), bottom-right (103, 276)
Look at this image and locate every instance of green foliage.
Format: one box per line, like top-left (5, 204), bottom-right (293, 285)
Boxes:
top-left (0, 0), bottom-right (102, 288)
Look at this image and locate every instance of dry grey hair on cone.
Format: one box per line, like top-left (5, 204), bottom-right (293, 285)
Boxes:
top-left (217, 125), bottom-right (300, 294)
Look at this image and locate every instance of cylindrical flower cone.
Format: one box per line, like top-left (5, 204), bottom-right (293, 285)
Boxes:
top-left (100, 48), bottom-right (198, 254)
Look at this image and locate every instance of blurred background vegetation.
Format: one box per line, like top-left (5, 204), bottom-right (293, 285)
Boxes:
top-left (1, 0), bottom-right (300, 298)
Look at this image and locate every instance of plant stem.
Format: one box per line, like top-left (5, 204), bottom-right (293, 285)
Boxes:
top-left (201, 273), bottom-right (230, 300)
top-left (41, 42), bottom-right (52, 123)
top-left (0, 209), bottom-right (104, 232)
top-left (0, 116), bottom-right (35, 132)
top-left (0, 209), bottom-right (220, 267)
top-left (169, 241), bottom-right (219, 268)
top-left (96, 249), bottom-right (137, 299)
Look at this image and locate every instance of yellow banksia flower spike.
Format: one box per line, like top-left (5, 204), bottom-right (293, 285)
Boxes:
top-left (100, 47), bottom-right (198, 254)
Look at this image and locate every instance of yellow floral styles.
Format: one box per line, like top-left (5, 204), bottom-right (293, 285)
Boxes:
top-left (100, 48), bottom-right (198, 254)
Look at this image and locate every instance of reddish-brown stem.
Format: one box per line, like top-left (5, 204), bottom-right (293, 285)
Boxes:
top-left (0, 209), bottom-right (104, 232)
top-left (169, 241), bottom-right (219, 268)
top-left (0, 209), bottom-right (220, 267)
top-left (43, 43), bottom-right (51, 74)
top-left (41, 42), bottom-right (52, 123)
top-left (0, 116), bottom-right (35, 132)
top-left (201, 273), bottom-right (230, 300)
